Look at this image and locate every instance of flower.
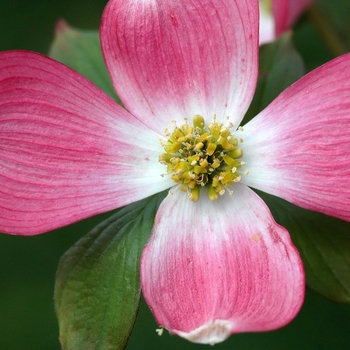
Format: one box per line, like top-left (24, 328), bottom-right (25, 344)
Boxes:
top-left (259, 0), bottom-right (312, 44)
top-left (1, 0), bottom-right (350, 345)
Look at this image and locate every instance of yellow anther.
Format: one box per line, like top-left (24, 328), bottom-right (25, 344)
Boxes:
top-left (199, 159), bottom-right (209, 168)
top-left (188, 179), bottom-right (197, 189)
top-left (174, 161), bottom-right (189, 172)
top-left (159, 153), bottom-right (172, 163)
top-left (181, 124), bottom-right (193, 135)
top-left (221, 171), bottom-right (234, 184)
top-left (160, 115), bottom-right (247, 202)
top-left (170, 157), bottom-right (180, 165)
top-left (188, 155), bottom-right (200, 163)
top-left (220, 138), bottom-right (233, 150)
top-left (220, 127), bottom-right (230, 137)
top-left (212, 175), bottom-right (220, 187)
top-left (188, 186), bottom-right (200, 202)
top-left (180, 183), bottom-right (188, 192)
top-left (228, 147), bottom-right (243, 159)
top-left (207, 142), bottom-right (217, 155)
top-left (223, 154), bottom-right (236, 168)
top-left (207, 185), bottom-right (219, 201)
top-left (233, 175), bottom-right (242, 182)
top-left (194, 142), bottom-right (204, 151)
top-left (166, 165), bottom-right (174, 173)
top-left (171, 173), bottom-right (182, 182)
top-left (197, 133), bottom-right (209, 142)
top-left (210, 126), bottom-right (221, 139)
top-left (215, 183), bottom-right (225, 194)
top-left (211, 158), bottom-right (221, 169)
top-left (164, 142), bottom-right (181, 153)
top-left (182, 171), bottom-right (193, 183)
top-left (193, 165), bottom-right (203, 174)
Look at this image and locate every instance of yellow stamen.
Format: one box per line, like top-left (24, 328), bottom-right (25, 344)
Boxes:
top-left (159, 115), bottom-right (247, 201)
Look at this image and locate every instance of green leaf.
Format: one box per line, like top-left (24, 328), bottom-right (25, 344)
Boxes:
top-left (48, 20), bottom-right (121, 104)
top-left (55, 192), bottom-right (166, 350)
top-left (308, 1), bottom-right (350, 56)
top-left (244, 32), bottom-right (305, 124)
top-left (256, 190), bottom-right (350, 304)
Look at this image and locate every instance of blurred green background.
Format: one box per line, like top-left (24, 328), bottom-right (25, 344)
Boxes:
top-left (1, 0), bottom-right (350, 349)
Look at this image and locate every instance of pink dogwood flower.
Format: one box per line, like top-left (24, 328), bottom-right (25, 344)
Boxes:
top-left (259, 0), bottom-right (312, 44)
top-left (0, 0), bottom-right (349, 345)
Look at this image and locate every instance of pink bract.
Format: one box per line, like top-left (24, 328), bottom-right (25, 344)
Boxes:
top-left (0, 0), bottom-right (349, 345)
top-left (260, 0), bottom-right (312, 44)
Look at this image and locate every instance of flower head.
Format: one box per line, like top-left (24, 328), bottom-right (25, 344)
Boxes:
top-left (1, 0), bottom-right (350, 345)
top-left (259, 0), bottom-right (312, 44)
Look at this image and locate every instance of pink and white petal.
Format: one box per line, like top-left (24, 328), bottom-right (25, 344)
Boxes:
top-left (273, 0), bottom-right (312, 37)
top-left (101, 0), bottom-right (258, 134)
top-left (0, 51), bottom-right (172, 235)
top-left (271, 0), bottom-right (289, 38)
top-left (284, 0), bottom-right (312, 30)
top-left (239, 53), bottom-right (350, 222)
top-left (141, 185), bottom-right (304, 344)
top-left (259, 0), bottom-right (276, 45)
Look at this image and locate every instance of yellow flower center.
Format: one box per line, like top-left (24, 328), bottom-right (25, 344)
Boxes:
top-left (159, 115), bottom-right (247, 202)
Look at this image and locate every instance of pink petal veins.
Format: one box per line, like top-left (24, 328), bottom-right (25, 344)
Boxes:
top-left (240, 53), bottom-right (350, 222)
top-left (141, 185), bottom-right (304, 344)
top-left (101, 0), bottom-right (258, 133)
top-left (0, 51), bottom-right (172, 235)
top-left (273, 0), bottom-right (312, 38)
